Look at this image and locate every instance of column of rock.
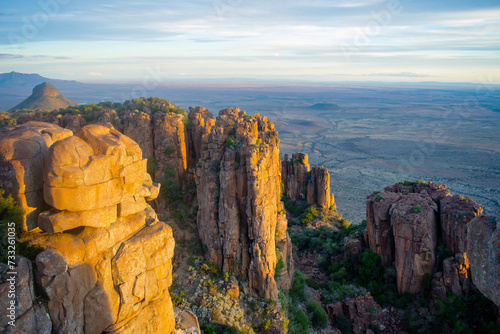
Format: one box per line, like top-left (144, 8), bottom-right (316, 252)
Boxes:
top-left (467, 212), bottom-right (500, 307)
top-left (390, 194), bottom-right (438, 294)
top-left (0, 122), bottom-right (73, 231)
top-left (365, 191), bottom-right (402, 267)
top-left (153, 113), bottom-right (188, 183)
top-left (281, 153), bottom-right (309, 201)
top-left (24, 124), bottom-right (175, 333)
top-left (122, 111), bottom-right (154, 158)
top-left (188, 106), bottom-right (215, 165)
top-left (196, 108), bottom-right (293, 299)
top-left (307, 165), bottom-right (334, 209)
top-left (440, 194), bottom-right (483, 254)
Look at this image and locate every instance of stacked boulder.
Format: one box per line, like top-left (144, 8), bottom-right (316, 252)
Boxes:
top-left (0, 122), bottom-right (73, 231)
top-left (1, 123), bottom-right (176, 334)
top-left (366, 181), bottom-right (482, 294)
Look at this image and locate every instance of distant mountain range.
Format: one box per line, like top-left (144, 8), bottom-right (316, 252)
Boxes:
top-left (0, 71), bottom-right (83, 88)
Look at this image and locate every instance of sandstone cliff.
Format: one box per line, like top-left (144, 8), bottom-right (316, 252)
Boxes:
top-left (366, 181), bottom-right (482, 294)
top-left (282, 152), bottom-right (334, 209)
top-left (195, 108), bottom-right (293, 299)
top-left (0, 123), bottom-right (176, 334)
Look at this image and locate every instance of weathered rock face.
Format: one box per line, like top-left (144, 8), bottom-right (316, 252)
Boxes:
top-left (153, 113), bottom-right (189, 183)
top-left (40, 124), bottom-right (158, 232)
top-left (366, 191), bottom-right (401, 267)
top-left (282, 153), bottom-right (309, 202)
top-left (188, 107), bottom-right (215, 165)
top-left (11, 124), bottom-right (177, 333)
top-left (307, 165), bottom-right (334, 209)
top-left (440, 195), bottom-right (483, 254)
top-left (467, 212), bottom-right (500, 307)
top-left (391, 194), bottom-right (438, 294)
top-left (384, 181), bottom-right (450, 203)
top-left (195, 108), bottom-right (293, 299)
top-left (282, 153), bottom-right (334, 209)
top-left (0, 122), bottom-right (73, 231)
top-left (431, 253), bottom-right (471, 299)
top-left (326, 293), bottom-right (382, 334)
top-left (123, 111), bottom-right (154, 158)
top-left (0, 256), bottom-right (52, 334)
top-left (366, 181), bottom-right (483, 295)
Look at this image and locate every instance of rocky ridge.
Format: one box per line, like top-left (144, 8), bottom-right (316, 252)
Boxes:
top-left (195, 107), bottom-right (293, 299)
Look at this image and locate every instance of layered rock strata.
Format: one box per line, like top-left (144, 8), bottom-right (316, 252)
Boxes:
top-left (281, 153), bottom-right (334, 209)
top-left (195, 108), bottom-right (293, 298)
top-left (4, 123), bottom-right (176, 334)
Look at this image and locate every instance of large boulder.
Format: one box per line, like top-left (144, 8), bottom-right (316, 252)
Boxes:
top-left (0, 122), bottom-right (73, 230)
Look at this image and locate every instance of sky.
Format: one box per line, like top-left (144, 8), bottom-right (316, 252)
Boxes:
top-left (0, 0), bottom-right (499, 84)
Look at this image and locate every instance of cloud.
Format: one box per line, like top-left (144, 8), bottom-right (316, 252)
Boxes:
top-left (0, 54), bottom-right (24, 59)
top-left (88, 72), bottom-right (103, 76)
top-left (366, 72), bottom-right (433, 77)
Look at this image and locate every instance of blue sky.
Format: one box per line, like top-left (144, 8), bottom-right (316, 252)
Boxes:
top-left (0, 0), bottom-right (499, 83)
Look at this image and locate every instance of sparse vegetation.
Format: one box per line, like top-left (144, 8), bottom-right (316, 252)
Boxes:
top-left (412, 204), bottom-right (422, 213)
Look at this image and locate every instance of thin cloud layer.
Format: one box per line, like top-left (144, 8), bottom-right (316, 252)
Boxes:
top-left (0, 0), bottom-right (499, 82)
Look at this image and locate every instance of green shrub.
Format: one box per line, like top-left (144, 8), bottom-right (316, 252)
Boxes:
top-left (290, 270), bottom-right (307, 301)
top-left (334, 315), bottom-right (352, 334)
top-left (163, 145), bottom-right (177, 156)
top-left (356, 250), bottom-right (382, 284)
top-left (0, 189), bottom-right (26, 263)
top-left (200, 324), bottom-right (218, 334)
top-left (226, 135), bottom-right (236, 148)
top-left (275, 258), bottom-right (285, 279)
top-left (160, 164), bottom-right (183, 204)
top-left (262, 319), bottom-right (271, 330)
top-left (147, 156), bottom-right (157, 177)
top-left (307, 300), bottom-right (328, 329)
top-left (169, 291), bottom-right (184, 307)
top-left (375, 194), bottom-right (385, 202)
top-left (412, 204), bottom-right (422, 213)
top-left (288, 303), bottom-right (309, 334)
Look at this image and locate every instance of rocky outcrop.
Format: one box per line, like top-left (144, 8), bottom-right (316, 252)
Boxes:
top-left (0, 122), bottom-right (73, 231)
top-left (384, 181), bottom-right (450, 203)
top-left (282, 153), bottom-right (334, 209)
top-left (366, 191), bottom-right (401, 267)
top-left (440, 195), bottom-right (483, 254)
top-left (123, 111), bottom-right (154, 158)
top-left (431, 253), bottom-right (471, 299)
top-left (153, 113), bottom-right (189, 183)
top-left (307, 165), bottom-right (334, 209)
top-left (326, 293), bottom-right (382, 334)
top-left (467, 212), bottom-right (500, 307)
top-left (391, 194), bottom-right (438, 294)
top-left (366, 181), bottom-right (481, 295)
top-left (282, 153), bottom-right (309, 202)
top-left (188, 107), bottom-right (215, 165)
top-left (6, 123), bottom-right (177, 333)
top-left (0, 256), bottom-right (52, 334)
top-left (195, 108), bottom-right (293, 299)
